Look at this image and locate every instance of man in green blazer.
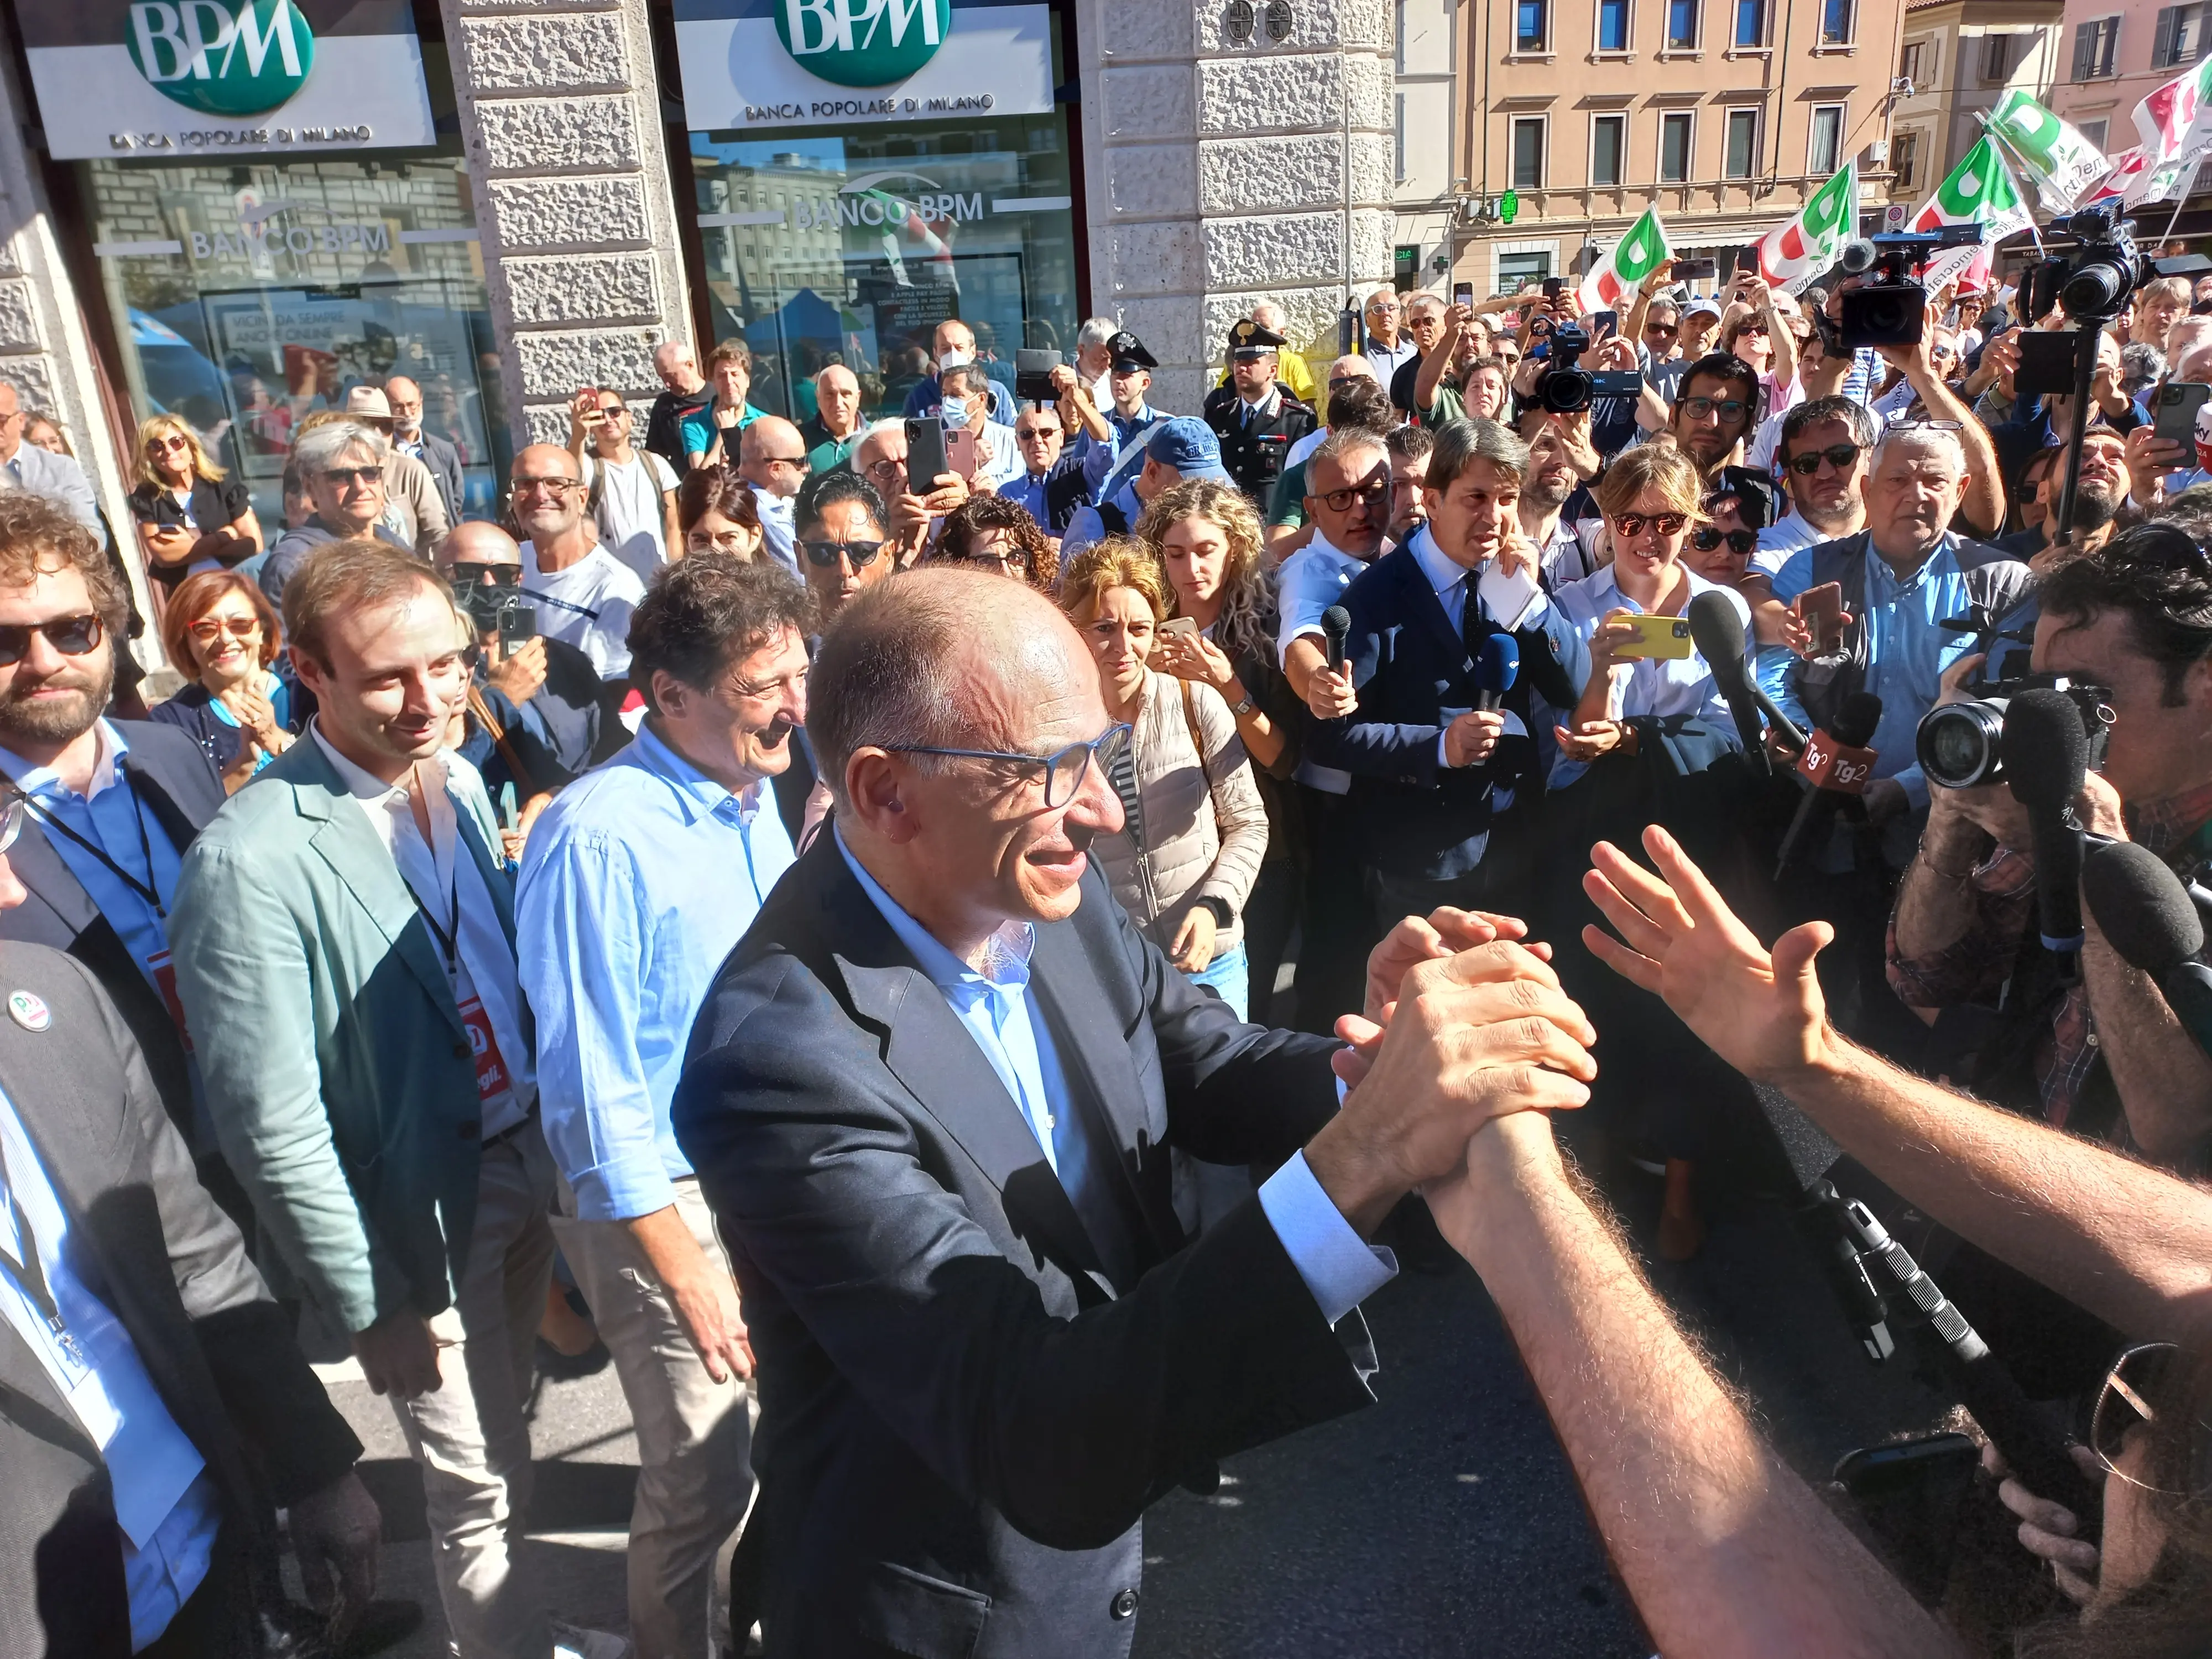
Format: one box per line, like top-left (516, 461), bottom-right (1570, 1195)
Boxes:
top-left (170, 540), bottom-right (580, 1659)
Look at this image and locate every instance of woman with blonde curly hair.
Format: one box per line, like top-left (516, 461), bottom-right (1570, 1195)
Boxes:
top-left (1134, 477), bottom-right (1303, 1022)
top-left (126, 413), bottom-right (260, 594)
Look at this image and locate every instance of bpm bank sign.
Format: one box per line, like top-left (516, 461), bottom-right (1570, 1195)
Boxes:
top-left (14, 0), bottom-right (436, 160)
top-left (674, 0), bottom-right (1052, 130)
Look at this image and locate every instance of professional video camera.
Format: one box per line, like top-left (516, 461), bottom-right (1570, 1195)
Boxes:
top-left (1535, 322), bottom-right (1642, 414)
top-left (458, 570), bottom-right (538, 647)
top-left (1914, 667), bottom-right (2111, 791)
top-left (1828, 225), bottom-right (1983, 351)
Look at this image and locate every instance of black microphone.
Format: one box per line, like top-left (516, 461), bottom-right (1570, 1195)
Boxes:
top-left (1773, 691), bottom-right (1883, 879)
top-left (2083, 839), bottom-right (2212, 1061)
top-left (2001, 690), bottom-right (2091, 975)
top-left (1687, 590), bottom-right (1807, 772)
top-left (1474, 633), bottom-right (1519, 712)
top-left (1321, 604), bottom-right (1350, 673)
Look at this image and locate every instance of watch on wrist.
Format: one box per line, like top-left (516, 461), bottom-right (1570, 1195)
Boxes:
top-left (1228, 693), bottom-right (1256, 717)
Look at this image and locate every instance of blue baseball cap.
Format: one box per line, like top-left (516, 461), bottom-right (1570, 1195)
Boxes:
top-left (1146, 417), bottom-right (1232, 483)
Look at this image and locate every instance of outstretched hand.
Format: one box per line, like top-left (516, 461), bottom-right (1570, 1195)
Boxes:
top-left (1580, 824), bottom-right (1838, 1084)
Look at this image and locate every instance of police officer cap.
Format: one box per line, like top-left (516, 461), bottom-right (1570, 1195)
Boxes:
top-left (1108, 331), bottom-right (1157, 371)
top-left (1229, 317), bottom-right (1287, 357)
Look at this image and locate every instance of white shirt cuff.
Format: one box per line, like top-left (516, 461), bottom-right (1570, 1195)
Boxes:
top-left (1437, 729), bottom-right (1454, 769)
top-left (1258, 1149), bottom-right (1399, 1326)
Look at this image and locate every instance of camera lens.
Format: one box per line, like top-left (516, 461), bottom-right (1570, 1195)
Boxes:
top-left (1541, 368), bottom-right (1594, 414)
top-left (1916, 700), bottom-right (2008, 791)
top-left (2060, 259), bottom-right (2131, 319)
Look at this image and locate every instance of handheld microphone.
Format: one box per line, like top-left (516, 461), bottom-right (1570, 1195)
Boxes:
top-left (1474, 633), bottom-right (1519, 712)
top-left (1687, 591), bottom-right (1807, 772)
top-left (2082, 839), bottom-right (2212, 1061)
top-left (2001, 690), bottom-right (2090, 973)
top-left (1321, 604), bottom-right (1350, 673)
top-left (1774, 691), bottom-right (1883, 879)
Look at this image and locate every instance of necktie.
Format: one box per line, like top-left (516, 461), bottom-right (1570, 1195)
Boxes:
top-left (1459, 574), bottom-right (1486, 669)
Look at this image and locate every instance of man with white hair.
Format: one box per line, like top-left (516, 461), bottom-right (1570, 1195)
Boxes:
top-left (1757, 422), bottom-right (2032, 837)
top-left (1073, 315), bottom-right (1118, 406)
top-left (645, 340), bottom-right (715, 471)
top-left (0, 380), bottom-right (97, 530)
top-left (260, 420), bottom-right (409, 605)
top-left (800, 363), bottom-right (865, 472)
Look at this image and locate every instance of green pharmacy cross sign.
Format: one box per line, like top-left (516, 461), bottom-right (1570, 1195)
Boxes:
top-left (1499, 190), bottom-right (1519, 224)
top-left (776, 0), bottom-right (956, 87)
top-left (126, 0), bottom-right (316, 117)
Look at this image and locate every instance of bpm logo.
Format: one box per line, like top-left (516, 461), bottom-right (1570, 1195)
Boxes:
top-left (126, 0), bottom-right (316, 117)
top-left (776, 0), bottom-right (952, 87)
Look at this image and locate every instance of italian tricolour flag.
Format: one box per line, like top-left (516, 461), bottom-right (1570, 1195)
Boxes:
top-left (1755, 162), bottom-right (1858, 294)
top-left (1908, 137), bottom-right (2034, 291)
top-left (1577, 206), bottom-right (1671, 314)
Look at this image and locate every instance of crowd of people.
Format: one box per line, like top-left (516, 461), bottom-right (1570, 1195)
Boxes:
top-left (0, 247), bottom-right (2208, 1659)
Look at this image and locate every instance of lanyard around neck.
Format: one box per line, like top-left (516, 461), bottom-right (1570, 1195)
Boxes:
top-left (24, 781), bottom-right (165, 917)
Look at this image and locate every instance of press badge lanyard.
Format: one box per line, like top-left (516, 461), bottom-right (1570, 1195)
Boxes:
top-left (24, 790), bottom-right (166, 918)
top-left (400, 766), bottom-right (460, 979)
top-left (0, 1136), bottom-right (85, 1368)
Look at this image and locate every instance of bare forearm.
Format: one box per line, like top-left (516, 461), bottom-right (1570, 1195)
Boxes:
top-left (624, 1202), bottom-right (716, 1291)
top-left (1780, 1043), bottom-right (2212, 1348)
top-left (1445, 1120), bottom-right (1959, 1659)
top-left (1891, 816), bottom-right (1989, 961)
top-left (1414, 347), bottom-right (1450, 411)
top-left (2082, 926), bottom-right (2212, 1165)
top-left (1920, 377), bottom-right (2000, 536)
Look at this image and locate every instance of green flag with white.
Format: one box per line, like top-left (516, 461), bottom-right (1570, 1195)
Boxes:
top-left (1577, 206), bottom-right (1672, 314)
top-left (1909, 137), bottom-right (2034, 290)
top-left (1982, 90), bottom-right (2109, 211)
top-left (1755, 162), bottom-right (1858, 295)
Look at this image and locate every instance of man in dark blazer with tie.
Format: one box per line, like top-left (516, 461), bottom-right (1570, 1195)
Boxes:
top-left (0, 808), bottom-right (382, 1658)
top-left (1305, 416), bottom-right (1590, 933)
top-left (674, 567), bottom-right (1597, 1658)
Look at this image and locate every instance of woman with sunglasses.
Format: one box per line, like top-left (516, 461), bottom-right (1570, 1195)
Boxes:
top-left (675, 463), bottom-right (764, 563)
top-left (1550, 445), bottom-right (1759, 1261)
top-left (933, 492), bottom-right (1058, 589)
top-left (147, 570), bottom-right (295, 790)
top-left (126, 414), bottom-right (261, 596)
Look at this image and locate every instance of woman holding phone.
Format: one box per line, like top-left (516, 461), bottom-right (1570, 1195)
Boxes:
top-left (1546, 445), bottom-right (1759, 1260)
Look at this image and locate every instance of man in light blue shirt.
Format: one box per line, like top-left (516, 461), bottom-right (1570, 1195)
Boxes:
top-left (518, 554), bottom-right (811, 1659)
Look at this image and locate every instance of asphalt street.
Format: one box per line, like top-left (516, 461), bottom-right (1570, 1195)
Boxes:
top-left (311, 1147), bottom-right (1955, 1658)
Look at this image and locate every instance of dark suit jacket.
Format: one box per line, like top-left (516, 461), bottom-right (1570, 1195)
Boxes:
top-left (410, 430), bottom-right (466, 524)
top-left (1305, 542), bottom-right (1587, 882)
top-left (673, 838), bottom-right (1372, 1659)
top-left (0, 944), bottom-right (360, 1659)
top-left (0, 721), bottom-right (226, 1145)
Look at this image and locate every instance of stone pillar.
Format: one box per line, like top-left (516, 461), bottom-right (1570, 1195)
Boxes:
top-left (441, 0), bottom-right (696, 452)
top-left (1078, 0), bottom-right (1396, 412)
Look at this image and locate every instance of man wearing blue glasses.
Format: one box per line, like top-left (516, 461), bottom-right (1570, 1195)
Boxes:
top-left (673, 565), bottom-right (1596, 1658)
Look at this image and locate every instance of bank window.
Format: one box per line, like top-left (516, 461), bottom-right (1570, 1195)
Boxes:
top-left (1660, 111), bottom-right (1695, 181)
top-left (1808, 103), bottom-right (1844, 174)
top-left (1592, 113), bottom-right (1626, 185)
top-left (1598, 0), bottom-right (1631, 51)
top-left (1497, 251), bottom-right (1552, 294)
top-left (1725, 107), bottom-right (1760, 178)
top-left (1820, 0), bottom-right (1854, 44)
top-left (2073, 15), bottom-right (2121, 77)
top-left (1735, 0), bottom-right (1767, 46)
top-left (1517, 0), bottom-right (1550, 52)
top-left (1667, 0), bottom-right (1699, 49)
top-left (1511, 118), bottom-right (1548, 189)
top-left (1891, 128), bottom-right (1921, 192)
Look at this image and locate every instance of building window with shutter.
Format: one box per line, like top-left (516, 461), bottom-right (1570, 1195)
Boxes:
top-left (1592, 113), bottom-right (1626, 185)
top-left (1891, 129), bottom-right (1920, 193)
top-left (1983, 33), bottom-right (2019, 82)
top-left (1809, 104), bottom-right (1844, 174)
top-left (1725, 108), bottom-right (1760, 178)
top-left (1517, 0), bottom-right (1548, 51)
top-left (1668, 0), bottom-right (1699, 49)
top-left (1899, 40), bottom-right (1924, 87)
top-left (2074, 16), bottom-right (2121, 79)
top-left (1512, 117), bottom-right (1547, 190)
top-left (2153, 3), bottom-right (2212, 66)
top-left (1598, 0), bottom-right (1631, 51)
top-left (1661, 111), bottom-right (1695, 181)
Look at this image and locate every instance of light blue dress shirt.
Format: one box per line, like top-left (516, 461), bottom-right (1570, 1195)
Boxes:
top-left (1076, 404), bottom-right (1164, 494)
top-left (1060, 477), bottom-right (1144, 563)
top-left (1550, 566), bottom-right (1750, 788)
top-left (518, 723), bottom-right (799, 1221)
top-left (1758, 532), bottom-right (1988, 812)
top-left (0, 1085), bottom-right (221, 1651)
top-left (834, 831), bottom-right (1394, 1325)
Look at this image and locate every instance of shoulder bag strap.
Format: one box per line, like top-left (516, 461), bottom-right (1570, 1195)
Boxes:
top-left (467, 685), bottom-right (537, 801)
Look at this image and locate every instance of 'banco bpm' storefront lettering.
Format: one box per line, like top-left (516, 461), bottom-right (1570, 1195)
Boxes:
top-left (126, 0), bottom-right (316, 118)
top-left (791, 190), bottom-right (982, 229)
top-left (775, 0), bottom-right (954, 87)
top-left (188, 220), bottom-right (392, 261)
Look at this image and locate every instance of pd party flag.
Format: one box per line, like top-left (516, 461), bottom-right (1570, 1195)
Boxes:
top-left (1983, 91), bottom-right (2110, 211)
top-left (1910, 136), bottom-right (2034, 241)
top-left (1578, 206), bottom-right (1672, 314)
top-left (1756, 161), bottom-right (1858, 294)
top-left (2133, 53), bottom-right (2212, 166)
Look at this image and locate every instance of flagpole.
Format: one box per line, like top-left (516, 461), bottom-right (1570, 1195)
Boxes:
top-left (2161, 154), bottom-right (2204, 247)
top-left (1974, 114), bottom-right (2048, 255)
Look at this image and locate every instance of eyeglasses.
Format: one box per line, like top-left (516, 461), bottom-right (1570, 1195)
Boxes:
top-left (0, 795), bottom-right (22, 854)
top-left (0, 614), bottom-right (103, 666)
top-left (802, 539), bottom-right (885, 568)
top-left (2088, 1342), bottom-right (2212, 1498)
top-left (760, 453), bottom-right (810, 471)
top-left (1015, 427), bottom-right (1058, 442)
top-left (187, 613), bottom-right (262, 641)
top-left (864, 459), bottom-right (906, 484)
top-left (1884, 416), bottom-right (1965, 433)
top-left (687, 530), bottom-right (754, 555)
top-left (321, 465), bottom-right (383, 486)
top-left (1788, 442), bottom-right (1865, 476)
top-left (1681, 396), bottom-right (1749, 423)
top-left (146, 434), bottom-right (192, 455)
top-left (1609, 511), bottom-right (1689, 538)
top-left (512, 474), bottom-right (580, 496)
top-left (1645, 322), bottom-right (1679, 337)
top-left (1691, 526), bottom-right (1758, 556)
top-left (884, 722), bottom-right (1133, 808)
top-left (456, 561), bottom-right (524, 586)
top-left (1318, 478), bottom-right (1390, 513)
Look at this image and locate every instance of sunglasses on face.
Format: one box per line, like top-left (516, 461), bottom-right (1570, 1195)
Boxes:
top-left (0, 613), bottom-right (102, 666)
top-left (1016, 427), bottom-right (1057, 441)
top-left (0, 795), bottom-right (21, 854)
top-left (1681, 396), bottom-right (1749, 423)
top-left (802, 539), bottom-right (885, 568)
top-left (2087, 1342), bottom-right (2212, 1498)
top-left (1646, 322), bottom-right (1679, 337)
top-left (1609, 511), bottom-right (1688, 539)
top-left (1735, 321), bottom-right (1770, 337)
top-left (147, 434), bottom-right (192, 455)
top-left (1692, 526), bottom-right (1758, 556)
top-left (1788, 442), bottom-right (1864, 475)
top-left (322, 465), bottom-right (383, 487)
top-left (187, 613), bottom-right (261, 641)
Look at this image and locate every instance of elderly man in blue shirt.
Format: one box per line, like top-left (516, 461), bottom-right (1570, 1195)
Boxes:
top-left (517, 555), bottom-right (812, 1659)
top-left (1756, 422), bottom-right (2032, 865)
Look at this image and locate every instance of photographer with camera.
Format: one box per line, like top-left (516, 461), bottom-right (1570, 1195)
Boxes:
top-left (1890, 527), bottom-right (2212, 1168)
